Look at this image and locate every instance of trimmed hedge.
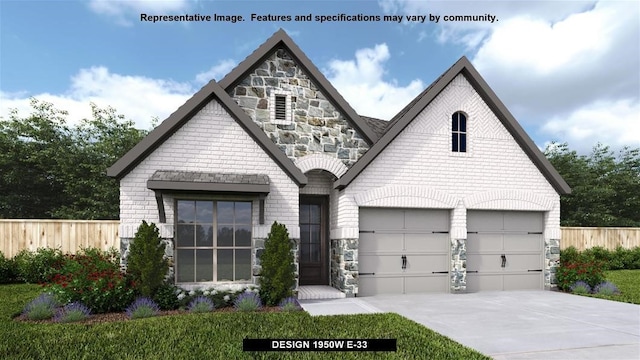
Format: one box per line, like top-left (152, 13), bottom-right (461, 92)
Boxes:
top-left (0, 252), bottom-right (19, 284)
top-left (557, 246), bottom-right (640, 291)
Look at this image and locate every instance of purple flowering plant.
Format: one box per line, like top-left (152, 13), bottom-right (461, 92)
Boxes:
top-left (54, 301), bottom-right (91, 323)
top-left (278, 297), bottom-right (302, 312)
top-left (234, 291), bottom-right (262, 312)
top-left (126, 297), bottom-right (160, 319)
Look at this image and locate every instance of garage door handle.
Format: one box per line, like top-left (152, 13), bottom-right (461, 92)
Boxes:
top-left (432, 271), bottom-right (448, 274)
top-left (359, 273), bottom-right (375, 276)
top-left (401, 255), bottom-right (407, 270)
top-left (467, 271), bottom-right (478, 273)
top-left (501, 254), bottom-right (506, 268)
top-left (528, 269), bottom-right (543, 272)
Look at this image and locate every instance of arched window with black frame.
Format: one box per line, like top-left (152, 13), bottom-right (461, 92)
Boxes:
top-left (452, 111), bottom-right (467, 152)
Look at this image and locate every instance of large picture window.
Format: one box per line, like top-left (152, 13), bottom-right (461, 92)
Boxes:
top-left (175, 200), bottom-right (252, 283)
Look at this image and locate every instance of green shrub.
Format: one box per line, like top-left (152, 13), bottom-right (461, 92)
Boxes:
top-left (13, 248), bottom-right (64, 283)
top-left (0, 252), bottom-right (19, 284)
top-left (631, 247), bottom-right (640, 269)
top-left (258, 221), bottom-right (296, 306)
top-left (609, 246), bottom-right (630, 270)
top-left (153, 282), bottom-right (180, 310)
top-left (562, 246), bottom-right (640, 271)
top-left (582, 246), bottom-right (612, 269)
top-left (45, 247), bottom-right (136, 313)
top-left (559, 246), bottom-right (581, 265)
top-left (126, 221), bottom-right (169, 298)
top-left (556, 260), bottom-right (606, 291)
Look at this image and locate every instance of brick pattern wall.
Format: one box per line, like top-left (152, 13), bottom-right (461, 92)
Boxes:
top-left (119, 100), bottom-right (300, 285)
top-left (338, 74), bottom-right (561, 292)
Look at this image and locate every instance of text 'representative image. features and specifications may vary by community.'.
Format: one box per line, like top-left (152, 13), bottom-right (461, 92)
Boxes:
top-left (139, 13), bottom-right (499, 24)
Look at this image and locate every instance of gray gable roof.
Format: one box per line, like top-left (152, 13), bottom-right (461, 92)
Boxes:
top-left (360, 116), bottom-right (389, 139)
top-left (106, 79), bottom-right (307, 186)
top-left (219, 29), bottom-right (379, 145)
top-left (335, 56), bottom-right (572, 195)
top-left (147, 170), bottom-right (270, 193)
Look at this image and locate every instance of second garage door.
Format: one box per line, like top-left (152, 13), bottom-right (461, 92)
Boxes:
top-left (358, 208), bottom-right (450, 296)
top-left (466, 210), bottom-right (544, 292)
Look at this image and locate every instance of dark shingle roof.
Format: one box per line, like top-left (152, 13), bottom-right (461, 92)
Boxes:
top-left (359, 116), bottom-right (389, 138)
top-left (149, 170), bottom-right (269, 185)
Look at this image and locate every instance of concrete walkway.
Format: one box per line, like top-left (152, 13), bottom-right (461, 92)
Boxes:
top-left (299, 291), bottom-right (640, 360)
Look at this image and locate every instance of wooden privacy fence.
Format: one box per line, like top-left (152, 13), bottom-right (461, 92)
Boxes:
top-left (561, 227), bottom-right (640, 251)
top-left (1, 220), bottom-right (639, 258)
top-left (0, 220), bottom-right (120, 258)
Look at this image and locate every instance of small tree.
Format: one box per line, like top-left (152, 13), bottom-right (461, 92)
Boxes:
top-left (127, 221), bottom-right (169, 297)
top-left (259, 222), bottom-right (296, 306)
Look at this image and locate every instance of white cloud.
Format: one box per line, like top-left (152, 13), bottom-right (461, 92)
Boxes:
top-left (0, 67), bottom-right (194, 130)
top-left (88, 0), bottom-right (192, 26)
top-left (325, 44), bottom-right (425, 120)
top-left (541, 99), bottom-right (640, 153)
top-left (380, 0), bottom-right (640, 151)
top-left (195, 59), bottom-right (237, 84)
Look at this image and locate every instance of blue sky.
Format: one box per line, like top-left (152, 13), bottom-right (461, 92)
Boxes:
top-left (1, 0), bottom-right (638, 154)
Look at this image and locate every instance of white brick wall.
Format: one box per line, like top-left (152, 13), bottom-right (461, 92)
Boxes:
top-left (338, 74), bottom-right (560, 237)
top-left (299, 171), bottom-right (332, 195)
top-left (295, 154), bottom-right (348, 178)
top-left (119, 100), bottom-right (300, 239)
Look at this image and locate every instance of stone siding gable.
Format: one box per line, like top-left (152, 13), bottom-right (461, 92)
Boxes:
top-left (228, 48), bottom-right (370, 167)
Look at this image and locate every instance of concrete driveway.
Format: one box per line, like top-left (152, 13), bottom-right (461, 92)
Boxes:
top-left (300, 290), bottom-right (639, 359)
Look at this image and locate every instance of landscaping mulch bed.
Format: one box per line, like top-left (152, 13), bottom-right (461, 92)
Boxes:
top-left (15, 306), bottom-right (285, 325)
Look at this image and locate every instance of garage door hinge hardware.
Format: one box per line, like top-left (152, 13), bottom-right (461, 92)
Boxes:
top-left (359, 230), bottom-right (375, 233)
top-left (527, 232), bottom-right (543, 234)
top-left (432, 271), bottom-right (448, 274)
top-left (527, 269), bottom-right (543, 272)
top-left (467, 271), bottom-right (478, 273)
top-left (467, 231), bottom-right (478, 234)
top-left (432, 231), bottom-right (449, 234)
top-left (359, 272), bottom-right (375, 275)
top-left (401, 255), bottom-right (407, 270)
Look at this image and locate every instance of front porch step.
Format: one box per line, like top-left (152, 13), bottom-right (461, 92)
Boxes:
top-left (297, 285), bottom-right (346, 300)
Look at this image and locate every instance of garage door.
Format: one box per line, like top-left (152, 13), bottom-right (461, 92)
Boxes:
top-left (358, 208), bottom-right (450, 296)
top-left (466, 211), bottom-right (544, 292)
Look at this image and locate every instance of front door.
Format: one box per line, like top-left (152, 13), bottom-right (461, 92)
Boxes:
top-left (299, 196), bottom-right (328, 285)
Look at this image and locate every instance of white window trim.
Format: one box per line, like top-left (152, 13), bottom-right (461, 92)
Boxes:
top-left (270, 90), bottom-right (292, 125)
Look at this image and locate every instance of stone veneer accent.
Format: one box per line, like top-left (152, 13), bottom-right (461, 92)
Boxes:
top-left (331, 238), bottom-right (358, 296)
top-left (545, 238), bottom-right (560, 289)
top-left (451, 238), bottom-right (466, 292)
top-left (228, 48), bottom-right (370, 167)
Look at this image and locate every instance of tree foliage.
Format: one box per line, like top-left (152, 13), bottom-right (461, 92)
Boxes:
top-left (127, 221), bottom-right (169, 298)
top-left (545, 142), bottom-right (640, 227)
top-left (0, 98), bottom-right (148, 219)
top-left (259, 222), bottom-right (296, 306)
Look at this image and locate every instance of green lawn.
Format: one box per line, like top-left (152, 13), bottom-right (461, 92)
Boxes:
top-left (0, 284), bottom-right (489, 360)
top-left (589, 270), bottom-right (640, 304)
